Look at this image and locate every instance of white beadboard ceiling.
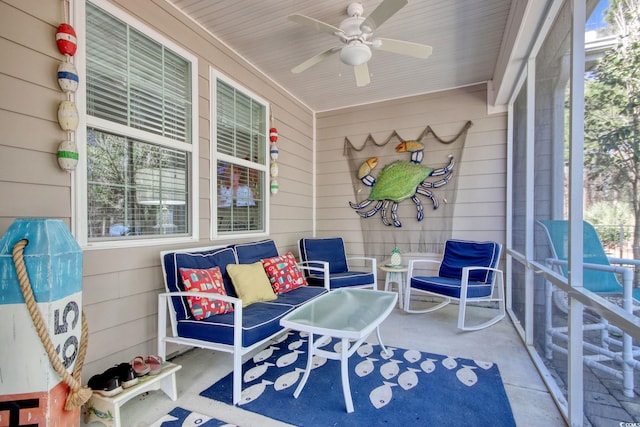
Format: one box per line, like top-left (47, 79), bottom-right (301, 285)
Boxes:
top-left (167, 0), bottom-right (514, 112)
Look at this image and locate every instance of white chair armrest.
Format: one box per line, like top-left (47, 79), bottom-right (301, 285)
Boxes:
top-left (346, 256), bottom-right (377, 274)
top-left (608, 257), bottom-right (640, 268)
top-left (296, 260), bottom-right (330, 290)
top-left (157, 291), bottom-right (244, 360)
top-left (407, 259), bottom-right (442, 277)
top-left (461, 266), bottom-right (503, 283)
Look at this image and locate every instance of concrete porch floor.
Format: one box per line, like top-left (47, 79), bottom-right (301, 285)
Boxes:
top-left (81, 304), bottom-right (566, 426)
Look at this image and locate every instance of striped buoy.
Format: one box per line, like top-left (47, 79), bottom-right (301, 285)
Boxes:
top-left (55, 23), bottom-right (77, 57)
top-left (270, 179), bottom-right (279, 194)
top-left (57, 61), bottom-right (79, 93)
top-left (269, 127), bottom-right (278, 143)
top-left (57, 140), bottom-right (79, 172)
top-left (270, 143), bottom-right (279, 161)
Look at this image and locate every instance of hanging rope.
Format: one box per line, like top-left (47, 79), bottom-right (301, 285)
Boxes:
top-left (12, 239), bottom-right (92, 411)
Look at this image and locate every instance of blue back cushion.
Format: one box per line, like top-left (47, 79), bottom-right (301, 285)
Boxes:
top-left (163, 246), bottom-right (238, 320)
top-left (438, 240), bottom-right (501, 283)
top-left (299, 237), bottom-right (348, 274)
top-left (233, 239), bottom-right (279, 264)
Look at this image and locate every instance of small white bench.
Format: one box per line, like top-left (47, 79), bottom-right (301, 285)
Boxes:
top-left (84, 362), bottom-right (181, 427)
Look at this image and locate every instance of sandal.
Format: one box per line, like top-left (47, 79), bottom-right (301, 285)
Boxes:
top-left (130, 356), bottom-right (150, 377)
top-left (145, 355), bottom-right (163, 375)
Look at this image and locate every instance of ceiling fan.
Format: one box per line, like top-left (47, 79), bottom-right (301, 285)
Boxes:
top-left (289, 0), bottom-right (432, 87)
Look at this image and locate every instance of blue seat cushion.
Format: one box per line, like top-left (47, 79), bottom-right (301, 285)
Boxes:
top-left (177, 301), bottom-right (290, 347)
top-left (411, 276), bottom-right (493, 299)
top-left (176, 286), bottom-right (327, 347)
top-left (438, 240), bottom-right (500, 283)
top-left (233, 239), bottom-right (279, 264)
top-left (164, 247), bottom-right (238, 320)
top-left (299, 237), bottom-right (348, 274)
top-left (273, 286), bottom-right (327, 305)
top-left (306, 271), bottom-right (374, 289)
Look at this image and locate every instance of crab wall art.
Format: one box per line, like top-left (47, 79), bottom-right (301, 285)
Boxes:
top-left (349, 141), bottom-right (455, 227)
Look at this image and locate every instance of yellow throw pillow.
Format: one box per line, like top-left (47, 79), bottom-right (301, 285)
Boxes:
top-left (227, 262), bottom-right (277, 307)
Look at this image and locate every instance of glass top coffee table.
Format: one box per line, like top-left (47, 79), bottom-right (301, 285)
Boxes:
top-left (280, 288), bottom-right (397, 413)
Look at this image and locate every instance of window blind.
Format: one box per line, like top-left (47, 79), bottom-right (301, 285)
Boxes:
top-left (86, 3), bottom-right (191, 144)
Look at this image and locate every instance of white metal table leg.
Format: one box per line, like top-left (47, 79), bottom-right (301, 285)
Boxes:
top-left (340, 337), bottom-right (354, 413)
top-left (294, 332), bottom-right (314, 399)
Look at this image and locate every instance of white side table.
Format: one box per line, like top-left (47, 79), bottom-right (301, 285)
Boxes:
top-left (84, 362), bottom-right (181, 427)
top-left (379, 264), bottom-right (408, 309)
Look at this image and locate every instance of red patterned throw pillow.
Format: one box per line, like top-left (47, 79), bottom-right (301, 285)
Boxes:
top-left (261, 251), bottom-right (308, 294)
top-left (179, 267), bottom-right (233, 320)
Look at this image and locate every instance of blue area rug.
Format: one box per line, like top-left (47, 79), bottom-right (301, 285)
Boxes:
top-left (150, 406), bottom-right (235, 426)
top-left (201, 331), bottom-right (516, 426)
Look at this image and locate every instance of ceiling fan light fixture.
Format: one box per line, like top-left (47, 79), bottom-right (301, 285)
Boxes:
top-left (340, 43), bottom-right (371, 66)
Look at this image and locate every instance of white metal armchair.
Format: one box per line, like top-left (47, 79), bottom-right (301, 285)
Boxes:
top-left (297, 237), bottom-right (377, 290)
top-left (404, 240), bottom-right (505, 331)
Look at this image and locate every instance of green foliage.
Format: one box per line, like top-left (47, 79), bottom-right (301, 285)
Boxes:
top-left (585, 201), bottom-right (633, 248)
top-left (584, 1), bottom-right (640, 216)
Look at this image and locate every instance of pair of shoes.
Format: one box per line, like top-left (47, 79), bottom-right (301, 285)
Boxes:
top-left (106, 363), bottom-right (138, 388)
top-left (130, 355), bottom-right (163, 377)
top-left (88, 362), bottom-right (138, 397)
top-left (88, 372), bottom-right (122, 397)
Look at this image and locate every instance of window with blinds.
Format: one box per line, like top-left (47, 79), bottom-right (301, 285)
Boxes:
top-left (213, 75), bottom-right (268, 236)
top-left (85, 2), bottom-right (194, 241)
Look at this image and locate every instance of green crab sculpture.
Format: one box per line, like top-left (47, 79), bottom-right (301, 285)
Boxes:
top-left (349, 141), bottom-right (455, 227)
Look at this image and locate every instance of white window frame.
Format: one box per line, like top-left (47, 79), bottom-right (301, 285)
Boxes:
top-left (73, 0), bottom-right (199, 249)
top-left (210, 69), bottom-right (270, 240)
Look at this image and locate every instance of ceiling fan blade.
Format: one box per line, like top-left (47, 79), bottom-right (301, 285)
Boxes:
top-left (288, 14), bottom-right (343, 35)
top-left (354, 63), bottom-right (371, 87)
top-left (291, 47), bottom-right (340, 74)
top-left (360, 0), bottom-right (408, 32)
top-left (375, 38), bottom-right (433, 59)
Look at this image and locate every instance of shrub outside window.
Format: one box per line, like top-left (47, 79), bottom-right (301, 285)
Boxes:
top-left (212, 72), bottom-right (269, 237)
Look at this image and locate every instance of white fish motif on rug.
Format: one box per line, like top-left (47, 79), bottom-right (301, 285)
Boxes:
top-left (276, 349), bottom-right (303, 368)
top-left (398, 368), bottom-right (420, 390)
top-left (475, 360), bottom-right (494, 370)
top-left (380, 346), bottom-right (396, 360)
top-left (253, 346), bottom-right (279, 363)
top-left (442, 356), bottom-right (458, 370)
top-left (274, 368), bottom-right (305, 391)
top-left (311, 355), bottom-right (327, 369)
top-left (403, 349), bottom-right (422, 363)
top-left (456, 365), bottom-right (478, 387)
top-left (369, 381), bottom-right (397, 409)
top-left (244, 362), bottom-right (274, 383)
top-left (357, 342), bottom-right (374, 357)
top-left (240, 380), bottom-right (273, 405)
top-left (380, 359), bottom-right (402, 379)
top-left (355, 357), bottom-right (378, 377)
top-left (288, 338), bottom-right (304, 350)
top-left (420, 358), bottom-right (437, 374)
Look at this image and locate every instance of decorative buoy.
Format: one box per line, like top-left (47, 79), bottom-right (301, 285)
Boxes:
top-left (270, 162), bottom-right (279, 178)
top-left (57, 61), bottom-right (79, 93)
top-left (269, 127), bottom-right (278, 143)
top-left (270, 179), bottom-right (279, 194)
top-left (55, 23), bottom-right (77, 57)
top-left (270, 143), bottom-right (279, 161)
top-left (57, 100), bottom-right (78, 131)
top-left (57, 139), bottom-right (79, 172)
